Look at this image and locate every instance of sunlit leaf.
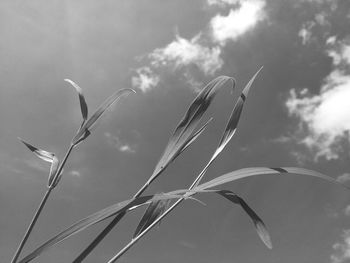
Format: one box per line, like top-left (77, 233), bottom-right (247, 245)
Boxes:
top-left (47, 156), bottom-right (60, 188)
top-left (18, 138), bottom-right (55, 163)
top-left (64, 79), bottom-right (88, 121)
top-left (195, 167), bottom-right (346, 191)
top-left (72, 88), bottom-right (135, 146)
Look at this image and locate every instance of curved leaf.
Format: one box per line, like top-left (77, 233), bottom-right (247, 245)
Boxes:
top-left (47, 156), bottom-right (60, 188)
top-left (72, 88), bottom-right (135, 146)
top-left (64, 79), bottom-right (88, 121)
top-left (195, 167), bottom-right (346, 191)
top-left (144, 76), bottom-right (235, 188)
top-left (217, 190), bottom-right (272, 249)
top-left (18, 138), bottom-right (54, 163)
top-left (18, 193), bottom-right (183, 263)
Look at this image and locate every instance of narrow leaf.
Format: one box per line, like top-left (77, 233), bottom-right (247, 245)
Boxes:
top-left (145, 76), bottom-right (235, 187)
top-left (72, 88), bottom-right (135, 146)
top-left (193, 67), bottom-right (263, 187)
top-left (18, 138), bottom-right (54, 163)
top-left (217, 190), bottom-right (272, 249)
top-left (47, 156), bottom-right (60, 188)
top-left (133, 199), bottom-right (171, 238)
top-left (64, 79), bottom-right (88, 121)
top-left (18, 193), bottom-right (184, 263)
top-left (195, 167), bottom-right (347, 191)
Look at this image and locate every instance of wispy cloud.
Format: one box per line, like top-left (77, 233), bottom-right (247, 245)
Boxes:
top-left (331, 229), bottom-right (350, 263)
top-left (132, 0), bottom-right (266, 92)
top-left (69, 170), bottom-right (81, 178)
top-left (131, 67), bottom-right (160, 93)
top-left (149, 33), bottom-right (223, 76)
top-left (286, 38), bottom-right (350, 160)
top-left (104, 132), bottom-right (137, 154)
top-left (337, 173), bottom-right (350, 184)
top-left (210, 0), bottom-right (266, 45)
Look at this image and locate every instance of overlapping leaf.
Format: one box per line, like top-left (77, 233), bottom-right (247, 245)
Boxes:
top-left (18, 193), bottom-right (184, 263)
top-left (64, 79), bottom-right (88, 121)
top-left (18, 138), bottom-right (60, 189)
top-left (143, 76), bottom-right (235, 189)
top-left (72, 88), bottom-right (135, 146)
top-left (133, 199), bottom-right (171, 238)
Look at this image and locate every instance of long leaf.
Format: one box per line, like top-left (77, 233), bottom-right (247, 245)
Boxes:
top-left (195, 167), bottom-right (346, 191)
top-left (18, 138), bottom-right (54, 163)
top-left (216, 190), bottom-right (272, 249)
top-left (192, 67), bottom-right (263, 187)
top-left (18, 193), bottom-right (184, 263)
top-left (72, 88), bottom-right (135, 146)
top-left (64, 79), bottom-right (88, 121)
top-left (143, 76), bottom-right (235, 189)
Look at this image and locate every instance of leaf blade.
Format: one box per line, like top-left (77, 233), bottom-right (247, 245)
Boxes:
top-left (72, 88), bottom-right (135, 145)
top-left (64, 79), bottom-right (88, 121)
top-left (18, 138), bottom-right (54, 163)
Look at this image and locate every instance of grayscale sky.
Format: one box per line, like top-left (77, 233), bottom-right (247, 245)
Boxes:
top-left (1, 0), bottom-right (350, 262)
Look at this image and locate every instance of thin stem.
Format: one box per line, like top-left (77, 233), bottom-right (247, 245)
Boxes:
top-left (11, 143), bottom-right (75, 263)
top-left (72, 169), bottom-right (163, 262)
top-left (106, 155), bottom-right (212, 263)
top-left (11, 188), bottom-right (52, 263)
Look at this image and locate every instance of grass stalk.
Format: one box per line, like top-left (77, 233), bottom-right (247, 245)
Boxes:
top-left (11, 143), bottom-right (74, 263)
top-left (72, 171), bottom-right (162, 262)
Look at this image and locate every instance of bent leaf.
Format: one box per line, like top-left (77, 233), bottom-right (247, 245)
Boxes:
top-left (195, 167), bottom-right (346, 191)
top-left (18, 138), bottom-right (55, 163)
top-left (192, 67), bottom-right (263, 187)
top-left (18, 193), bottom-right (184, 263)
top-left (47, 156), bottom-right (60, 188)
top-left (144, 76), bottom-right (235, 188)
top-left (72, 88), bottom-right (135, 146)
top-left (217, 190), bottom-right (272, 249)
top-left (64, 79), bottom-right (88, 121)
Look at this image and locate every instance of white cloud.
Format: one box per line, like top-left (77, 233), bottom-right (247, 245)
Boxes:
top-left (149, 33), bottom-right (223, 76)
top-left (207, 0), bottom-right (240, 6)
top-left (286, 41), bottom-right (350, 160)
top-left (344, 205), bottom-right (350, 216)
top-left (131, 67), bottom-right (159, 93)
top-left (104, 132), bottom-right (137, 154)
top-left (298, 23), bottom-right (314, 45)
top-left (337, 173), bottom-right (350, 183)
top-left (70, 170), bottom-right (81, 177)
top-left (331, 230), bottom-right (350, 263)
top-left (210, 0), bottom-right (266, 45)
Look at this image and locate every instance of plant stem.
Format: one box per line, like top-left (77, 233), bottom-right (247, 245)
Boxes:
top-left (106, 160), bottom-right (211, 262)
top-left (11, 143), bottom-right (75, 263)
top-left (72, 170), bottom-right (162, 262)
top-left (10, 188), bottom-right (52, 263)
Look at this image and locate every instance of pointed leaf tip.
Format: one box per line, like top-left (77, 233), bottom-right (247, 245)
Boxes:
top-left (18, 138), bottom-right (55, 163)
top-left (64, 79), bottom-right (88, 121)
top-left (256, 221), bottom-right (273, 249)
top-left (72, 88), bottom-right (135, 146)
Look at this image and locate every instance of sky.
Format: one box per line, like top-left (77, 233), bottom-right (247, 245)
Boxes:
top-left (1, 0), bottom-right (350, 262)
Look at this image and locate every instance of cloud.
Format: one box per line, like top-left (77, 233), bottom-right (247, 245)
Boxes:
top-left (286, 40), bottom-right (350, 160)
top-left (207, 0), bottom-right (240, 6)
top-left (131, 67), bottom-right (160, 93)
top-left (210, 0), bottom-right (266, 45)
top-left (104, 132), bottom-right (137, 154)
top-left (331, 230), bottom-right (350, 263)
top-left (133, 0), bottom-right (266, 92)
top-left (337, 173), bottom-right (350, 183)
top-left (298, 22), bottom-right (314, 45)
top-left (69, 170), bottom-right (81, 177)
top-left (149, 33), bottom-right (223, 76)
